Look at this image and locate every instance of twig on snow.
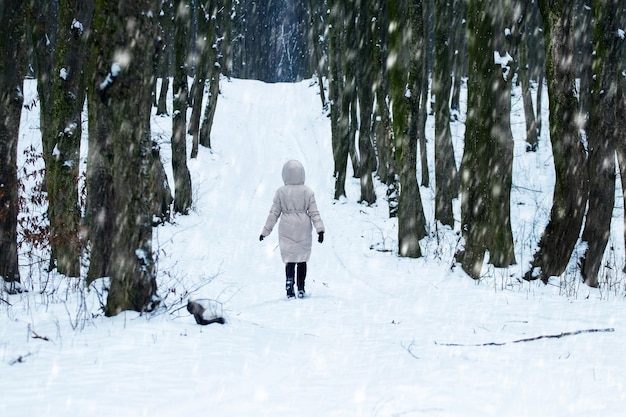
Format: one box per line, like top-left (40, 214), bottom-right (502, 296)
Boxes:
top-left (435, 328), bottom-right (615, 347)
top-left (402, 339), bottom-right (420, 359)
top-left (8, 352), bottom-right (33, 365)
top-left (31, 330), bottom-right (50, 342)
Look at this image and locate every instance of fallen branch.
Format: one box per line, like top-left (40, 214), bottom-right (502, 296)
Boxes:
top-left (31, 330), bottom-right (50, 342)
top-left (9, 352), bottom-right (33, 365)
top-left (435, 328), bottom-right (615, 347)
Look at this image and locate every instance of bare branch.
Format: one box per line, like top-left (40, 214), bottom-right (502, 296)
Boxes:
top-left (435, 328), bottom-right (615, 347)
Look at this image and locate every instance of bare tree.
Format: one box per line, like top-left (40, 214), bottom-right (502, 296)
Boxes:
top-left (0, 0), bottom-right (27, 292)
top-left (389, 0), bottom-right (426, 258)
top-left (328, 0), bottom-right (350, 200)
top-left (47, 0), bottom-right (93, 277)
top-left (88, 0), bottom-right (160, 315)
top-left (356, 0), bottom-right (376, 205)
top-left (579, 0), bottom-right (623, 287)
top-left (524, 1), bottom-right (588, 283)
top-left (198, 0), bottom-right (222, 150)
top-left (172, 0), bottom-right (193, 214)
top-left (433, 0), bottom-right (460, 227)
top-left (458, 0), bottom-right (517, 278)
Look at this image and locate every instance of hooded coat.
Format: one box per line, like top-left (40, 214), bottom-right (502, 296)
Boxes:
top-left (261, 160), bottom-right (325, 263)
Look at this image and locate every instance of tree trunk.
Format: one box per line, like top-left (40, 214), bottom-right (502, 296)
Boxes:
top-left (27, 0), bottom-right (58, 168)
top-left (48, 0), bottom-right (92, 277)
top-left (458, 0), bottom-right (516, 278)
top-left (433, 0), bottom-right (459, 227)
top-left (328, 0), bottom-right (349, 200)
top-left (90, 0), bottom-right (159, 315)
top-left (524, 1), bottom-right (588, 283)
top-left (450, 0), bottom-right (467, 116)
top-left (0, 0), bottom-right (26, 291)
top-left (306, 0), bottom-right (327, 109)
top-left (156, 1), bottom-right (173, 116)
top-left (355, 0), bottom-right (376, 205)
top-left (519, 32), bottom-right (540, 152)
top-left (189, 0), bottom-right (216, 158)
top-left (172, 0), bottom-right (193, 214)
top-left (579, 0), bottom-right (622, 287)
top-left (371, 1), bottom-right (398, 217)
top-left (390, 0), bottom-right (425, 258)
top-left (416, 0), bottom-right (430, 188)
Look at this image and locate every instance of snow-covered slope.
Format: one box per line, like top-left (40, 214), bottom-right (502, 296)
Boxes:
top-left (1, 78), bottom-right (624, 417)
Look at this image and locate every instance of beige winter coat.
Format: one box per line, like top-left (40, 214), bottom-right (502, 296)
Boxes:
top-left (261, 160), bottom-right (325, 263)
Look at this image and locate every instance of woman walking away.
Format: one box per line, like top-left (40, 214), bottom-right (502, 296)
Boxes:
top-left (260, 160), bottom-right (325, 298)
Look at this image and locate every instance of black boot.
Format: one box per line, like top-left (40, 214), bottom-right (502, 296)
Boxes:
top-left (286, 278), bottom-right (295, 298)
top-left (296, 262), bottom-right (307, 298)
top-left (285, 263), bottom-right (296, 298)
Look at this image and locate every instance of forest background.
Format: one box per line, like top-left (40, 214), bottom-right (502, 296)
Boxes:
top-left (1, 1), bottom-right (625, 314)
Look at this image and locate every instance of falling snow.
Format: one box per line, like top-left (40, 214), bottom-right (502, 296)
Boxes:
top-left (2, 77), bottom-right (625, 417)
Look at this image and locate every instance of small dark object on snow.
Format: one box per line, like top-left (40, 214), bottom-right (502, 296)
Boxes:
top-left (187, 300), bottom-right (225, 325)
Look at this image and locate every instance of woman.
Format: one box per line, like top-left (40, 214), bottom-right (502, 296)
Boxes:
top-left (260, 160), bottom-right (325, 298)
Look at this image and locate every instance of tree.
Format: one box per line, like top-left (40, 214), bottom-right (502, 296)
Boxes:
top-left (156, 0), bottom-right (173, 116)
top-left (26, 0), bottom-right (58, 171)
top-left (172, 0), bottom-right (193, 214)
top-left (458, 0), bottom-right (516, 278)
top-left (518, 0), bottom-right (543, 152)
top-left (356, 0), bottom-right (376, 205)
top-left (0, 0), bottom-right (27, 292)
top-left (371, 0), bottom-right (398, 218)
top-left (524, 1), bottom-right (588, 283)
top-left (579, 0), bottom-right (623, 287)
top-left (198, 0), bottom-right (222, 150)
top-left (389, 0), bottom-right (426, 258)
top-left (88, 0), bottom-right (159, 315)
top-left (433, 0), bottom-right (460, 227)
top-left (412, 0), bottom-right (429, 189)
top-left (306, 0), bottom-right (328, 108)
top-left (615, 5), bottom-right (626, 273)
top-left (188, 1), bottom-right (210, 159)
top-left (328, 0), bottom-right (350, 200)
top-left (48, 0), bottom-right (93, 277)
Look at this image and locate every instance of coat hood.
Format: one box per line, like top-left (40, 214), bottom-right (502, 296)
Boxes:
top-left (282, 160), bottom-right (305, 185)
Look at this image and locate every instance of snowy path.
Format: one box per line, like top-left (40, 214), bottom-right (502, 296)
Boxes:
top-left (1, 78), bottom-right (625, 417)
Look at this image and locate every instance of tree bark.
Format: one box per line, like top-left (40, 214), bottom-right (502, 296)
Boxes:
top-left (328, 0), bottom-right (349, 200)
top-left (356, 0), bottom-right (376, 205)
top-left (458, 0), bottom-right (516, 278)
top-left (433, 0), bottom-right (460, 227)
top-left (389, 0), bottom-right (425, 258)
top-left (172, 0), bottom-right (193, 214)
top-left (48, 0), bottom-right (92, 277)
top-left (579, 0), bottom-right (622, 287)
top-left (198, 0), bottom-right (221, 149)
top-left (524, 1), bottom-right (588, 283)
top-left (89, 0), bottom-right (159, 314)
top-left (0, 0), bottom-right (27, 290)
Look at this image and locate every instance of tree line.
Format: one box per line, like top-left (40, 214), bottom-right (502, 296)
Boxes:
top-left (1, 0), bottom-right (625, 315)
top-left (322, 0), bottom-right (625, 289)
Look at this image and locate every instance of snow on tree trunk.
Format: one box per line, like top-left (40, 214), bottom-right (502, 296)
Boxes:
top-left (48, 0), bottom-right (92, 277)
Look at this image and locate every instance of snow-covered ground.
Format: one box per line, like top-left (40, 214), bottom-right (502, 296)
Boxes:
top-left (1, 77), bottom-right (625, 416)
